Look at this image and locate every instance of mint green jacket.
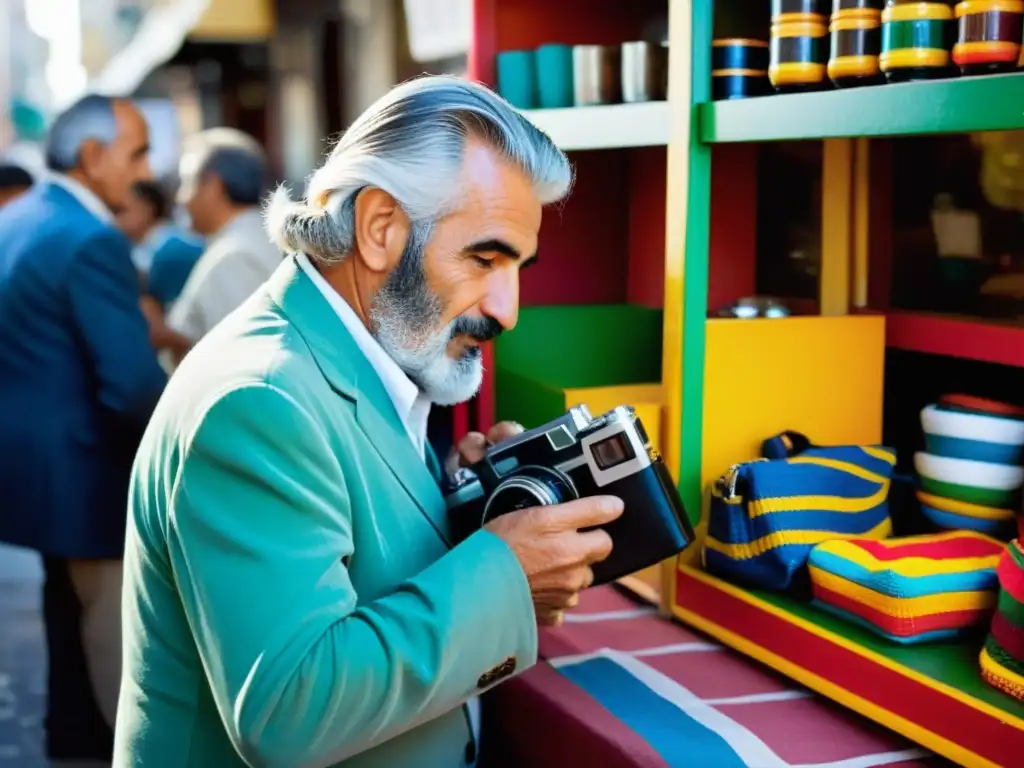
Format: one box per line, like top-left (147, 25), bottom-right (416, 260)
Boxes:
top-left (115, 257), bottom-right (537, 767)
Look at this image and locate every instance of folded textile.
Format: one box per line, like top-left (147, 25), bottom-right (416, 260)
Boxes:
top-left (809, 531), bottom-right (1003, 644)
top-left (983, 539), bottom-right (1024, 700)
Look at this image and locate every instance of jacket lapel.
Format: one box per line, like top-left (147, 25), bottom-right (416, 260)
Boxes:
top-left (266, 258), bottom-right (452, 547)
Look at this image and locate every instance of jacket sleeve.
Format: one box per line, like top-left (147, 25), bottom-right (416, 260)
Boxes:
top-left (67, 228), bottom-right (167, 420)
top-left (167, 383), bottom-right (537, 767)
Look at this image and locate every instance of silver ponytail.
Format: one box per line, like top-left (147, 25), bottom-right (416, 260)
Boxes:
top-left (263, 185), bottom-right (353, 265)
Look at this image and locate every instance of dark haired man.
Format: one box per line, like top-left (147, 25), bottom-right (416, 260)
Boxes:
top-left (117, 180), bottom-right (170, 250)
top-left (153, 128), bottom-right (280, 363)
top-left (118, 180), bottom-right (204, 308)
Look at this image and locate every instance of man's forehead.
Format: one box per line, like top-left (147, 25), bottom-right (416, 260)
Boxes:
top-left (456, 139), bottom-right (542, 232)
top-left (459, 139), bottom-right (533, 193)
top-left (112, 100), bottom-right (146, 136)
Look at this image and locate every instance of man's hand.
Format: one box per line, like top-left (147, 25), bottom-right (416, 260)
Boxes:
top-left (484, 496), bottom-right (624, 626)
top-left (449, 420), bottom-right (524, 472)
top-left (139, 294), bottom-right (165, 329)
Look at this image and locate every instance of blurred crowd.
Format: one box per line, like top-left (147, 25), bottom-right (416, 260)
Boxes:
top-left (0, 94), bottom-right (282, 765)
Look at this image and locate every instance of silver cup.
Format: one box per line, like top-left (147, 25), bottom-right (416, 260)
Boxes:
top-left (572, 44), bottom-right (622, 106)
top-left (621, 41), bottom-right (668, 103)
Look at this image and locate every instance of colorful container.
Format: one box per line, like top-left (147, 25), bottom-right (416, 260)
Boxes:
top-left (535, 44), bottom-right (575, 108)
top-left (880, 0), bottom-right (957, 81)
top-left (953, 0), bottom-right (1024, 74)
top-left (496, 49), bottom-right (539, 109)
top-left (809, 530), bottom-right (1003, 643)
top-left (921, 403), bottom-right (1024, 465)
top-left (981, 539), bottom-right (1024, 700)
top-left (915, 451), bottom-right (1024, 508)
top-left (829, 0), bottom-right (885, 86)
top-left (916, 489), bottom-right (1016, 535)
top-left (939, 393), bottom-right (1024, 419)
top-left (711, 38), bottom-right (771, 100)
top-left (770, 0), bottom-right (831, 92)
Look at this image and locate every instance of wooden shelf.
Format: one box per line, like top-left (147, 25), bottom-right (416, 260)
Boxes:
top-left (886, 310), bottom-right (1024, 368)
top-left (520, 102), bottom-right (670, 151)
top-left (700, 73), bottom-right (1024, 143)
top-left (674, 564), bottom-right (1024, 767)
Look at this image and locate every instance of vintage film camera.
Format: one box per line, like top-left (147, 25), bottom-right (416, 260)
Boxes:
top-left (446, 405), bottom-right (694, 585)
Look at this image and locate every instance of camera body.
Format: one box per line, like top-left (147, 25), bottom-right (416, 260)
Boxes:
top-left (446, 404), bottom-right (694, 585)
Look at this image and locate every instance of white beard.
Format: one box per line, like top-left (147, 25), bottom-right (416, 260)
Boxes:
top-left (371, 301), bottom-right (484, 406)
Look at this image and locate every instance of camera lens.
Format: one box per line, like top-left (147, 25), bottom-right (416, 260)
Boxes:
top-left (481, 466), bottom-right (578, 525)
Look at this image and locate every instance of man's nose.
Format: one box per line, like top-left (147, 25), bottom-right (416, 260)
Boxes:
top-left (480, 269), bottom-right (520, 332)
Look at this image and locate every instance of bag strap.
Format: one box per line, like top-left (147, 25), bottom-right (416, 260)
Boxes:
top-left (761, 430), bottom-right (813, 460)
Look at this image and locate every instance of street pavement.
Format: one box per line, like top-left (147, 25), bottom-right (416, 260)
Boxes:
top-left (0, 544), bottom-right (47, 766)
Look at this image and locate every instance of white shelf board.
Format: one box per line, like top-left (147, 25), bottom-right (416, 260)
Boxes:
top-left (519, 101), bottom-right (670, 151)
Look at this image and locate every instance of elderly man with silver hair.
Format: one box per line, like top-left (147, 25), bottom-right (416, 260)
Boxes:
top-left (0, 93), bottom-right (165, 763)
top-left (117, 75), bottom-right (624, 767)
top-left (146, 127), bottom-right (280, 365)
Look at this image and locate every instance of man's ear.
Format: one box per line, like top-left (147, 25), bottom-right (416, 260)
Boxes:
top-left (77, 139), bottom-right (105, 179)
top-left (352, 187), bottom-right (408, 274)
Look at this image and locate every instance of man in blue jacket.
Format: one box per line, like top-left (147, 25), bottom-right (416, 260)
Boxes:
top-left (0, 94), bottom-right (166, 762)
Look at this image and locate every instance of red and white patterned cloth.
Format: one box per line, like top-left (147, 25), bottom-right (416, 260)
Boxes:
top-left (487, 586), bottom-right (941, 768)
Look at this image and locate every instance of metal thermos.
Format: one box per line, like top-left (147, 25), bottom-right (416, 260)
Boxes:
top-left (572, 44), bottom-right (622, 105)
top-left (621, 41), bottom-right (669, 102)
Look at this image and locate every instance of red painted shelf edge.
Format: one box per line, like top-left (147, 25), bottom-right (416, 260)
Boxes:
top-left (673, 565), bottom-right (1024, 767)
top-left (885, 311), bottom-right (1024, 368)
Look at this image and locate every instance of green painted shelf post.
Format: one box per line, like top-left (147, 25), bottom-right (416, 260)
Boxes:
top-left (677, 1), bottom-right (715, 519)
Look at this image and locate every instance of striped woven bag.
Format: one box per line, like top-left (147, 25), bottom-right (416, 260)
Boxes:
top-left (703, 436), bottom-right (896, 591)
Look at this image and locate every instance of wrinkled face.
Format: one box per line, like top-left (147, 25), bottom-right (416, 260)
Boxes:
top-left (116, 192), bottom-right (157, 244)
top-left (369, 140), bottom-right (543, 405)
top-left (81, 101), bottom-right (151, 213)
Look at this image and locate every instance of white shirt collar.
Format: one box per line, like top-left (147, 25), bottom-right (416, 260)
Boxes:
top-left (46, 173), bottom-right (114, 224)
top-left (295, 252), bottom-right (432, 459)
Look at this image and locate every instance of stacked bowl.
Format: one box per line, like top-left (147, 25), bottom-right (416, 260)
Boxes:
top-left (915, 398), bottom-right (1024, 537)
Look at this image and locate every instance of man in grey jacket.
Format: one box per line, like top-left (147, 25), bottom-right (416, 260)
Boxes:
top-left (147, 129), bottom-right (281, 364)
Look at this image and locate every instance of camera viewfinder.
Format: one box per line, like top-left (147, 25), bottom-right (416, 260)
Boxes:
top-left (591, 432), bottom-right (636, 470)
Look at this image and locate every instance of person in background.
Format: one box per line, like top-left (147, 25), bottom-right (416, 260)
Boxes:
top-left (117, 179), bottom-right (168, 274)
top-left (0, 164), bottom-right (33, 208)
top-left (146, 221), bottom-right (205, 308)
top-left (148, 128), bottom-right (280, 364)
top-left (116, 75), bottom-right (620, 768)
top-left (117, 180), bottom-right (205, 308)
top-left (0, 94), bottom-right (166, 764)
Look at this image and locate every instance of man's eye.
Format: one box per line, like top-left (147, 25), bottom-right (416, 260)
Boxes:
top-left (471, 255), bottom-right (493, 268)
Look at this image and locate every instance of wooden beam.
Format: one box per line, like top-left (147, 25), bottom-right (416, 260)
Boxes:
top-left (820, 138), bottom-right (853, 317)
top-left (191, 0), bottom-right (275, 40)
top-left (853, 137), bottom-right (870, 309)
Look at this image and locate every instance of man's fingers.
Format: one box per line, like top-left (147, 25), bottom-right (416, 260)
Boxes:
top-left (546, 495), bottom-right (624, 530)
top-left (574, 529), bottom-right (614, 565)
top-left (536, 609), bottom-right (565, 627)
top-left (456, 432), bottom-right (487, 466)
top-left (456, 422), bottom-right (523, 469)
top-left (486, 420), bottom-right (524, 445)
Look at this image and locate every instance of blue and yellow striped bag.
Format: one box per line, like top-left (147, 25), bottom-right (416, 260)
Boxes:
top-left (703, 441), bottom-right (896, 591)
